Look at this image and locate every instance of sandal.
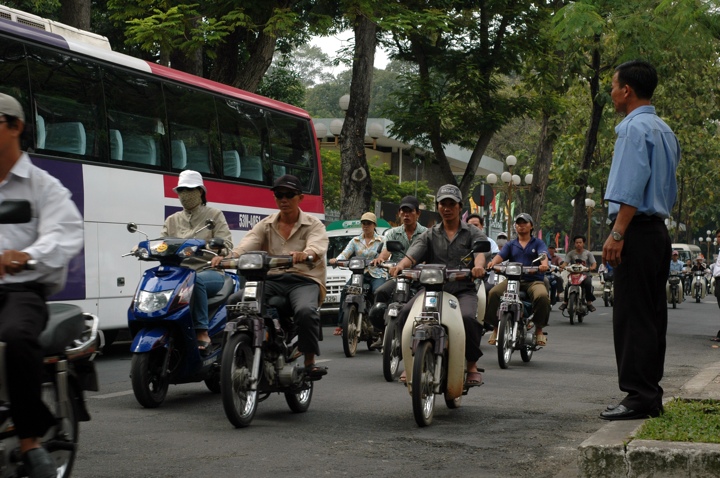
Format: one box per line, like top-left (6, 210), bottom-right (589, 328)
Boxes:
top-left (465, 370), bottom-right (484, 387)
top-left (333, 327), bottom-right (343, 336)
top-left (399, 371), bottom-right (407, 384)
top-left (536, 334), bottom-right (547, 346)
top-left (197, 340), bottom-right (212, 356)
top-left (488, 329), bottom-right (497, 345)
top-left (305, 363), bottom-right (328, 379)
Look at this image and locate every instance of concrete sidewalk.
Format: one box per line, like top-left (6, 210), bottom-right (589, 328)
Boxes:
top-left (575, 360), bottom-right (720, 477)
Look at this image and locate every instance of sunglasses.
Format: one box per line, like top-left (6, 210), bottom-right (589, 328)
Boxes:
top-left (274, 191), bottom-right (298, 200)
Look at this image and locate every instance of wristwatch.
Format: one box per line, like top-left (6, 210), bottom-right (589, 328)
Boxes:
top-left (611, 230), bottom-right (624, 241)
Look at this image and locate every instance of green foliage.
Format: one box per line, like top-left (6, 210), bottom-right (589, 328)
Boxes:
top-left (256, 58), bottom-right (306, 107)
top-left (636, 398), bottom-right (720, 444)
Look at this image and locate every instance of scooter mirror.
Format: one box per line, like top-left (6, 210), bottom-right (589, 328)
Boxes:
top-left (472, 240), bottom-right (491, 253)
top-left (0, 200), bottom-right (31, 224)
top-left (127, 222), bottom-right (138, 233)
top-left (386, 240), bottom-right (404, 253)
top-left (205, 219), bottom-right (215, 231)
top-left (209, 237), bottom-right (225, 249)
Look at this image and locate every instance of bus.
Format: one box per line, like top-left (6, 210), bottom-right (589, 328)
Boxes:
top-left (0, 6), bottom-right (324, 344)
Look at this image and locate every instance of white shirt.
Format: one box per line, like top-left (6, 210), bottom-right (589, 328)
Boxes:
top-left (0, 153), bottom-right (84, 295)
top-left (713, 253), bottom-right (720, 278)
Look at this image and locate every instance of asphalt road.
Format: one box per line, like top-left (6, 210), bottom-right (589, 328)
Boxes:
top-left (73, 296), bottom-right (720, 478)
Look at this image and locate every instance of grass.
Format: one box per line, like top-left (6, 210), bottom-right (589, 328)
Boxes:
top-left (635, 398), bottom-right (720, 444)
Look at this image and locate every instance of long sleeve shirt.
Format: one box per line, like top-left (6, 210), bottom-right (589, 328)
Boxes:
top-left (0, 153), bottom-right (84, 295)
top-left (336, 231), bottom-right (388, 279)
top-left (162, 204), bottom-right (233, 271)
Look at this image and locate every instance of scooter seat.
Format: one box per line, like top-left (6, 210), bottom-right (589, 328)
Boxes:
top-left (207, 276), bottom-right (236, 308)
top-left (40, 303), bottom-right (85, 355)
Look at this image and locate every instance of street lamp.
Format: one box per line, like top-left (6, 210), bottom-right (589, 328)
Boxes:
top-left (571, 186), bottom-right (596, 250)
top-left (698, 230), bottom-right (714, 260)
top-left (486, 155), bottom-right (533, 238)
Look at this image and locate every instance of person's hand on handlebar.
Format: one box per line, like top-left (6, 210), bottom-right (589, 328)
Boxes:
top-left (472, 266), bottom-right (486, 279)
top-left (291, 251), bottom-right (313, 264)
top-left (539, 264), bottom-right (549, 273)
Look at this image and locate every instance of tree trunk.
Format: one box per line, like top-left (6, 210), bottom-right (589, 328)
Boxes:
top-left (528, 111), bottom-right (555, 227)
top-left (571, 36), bottom-right (605, 243)
top-left (339, 16), bottom-right (377, 219)
top-left (60, 0), bottom-right (91, 30)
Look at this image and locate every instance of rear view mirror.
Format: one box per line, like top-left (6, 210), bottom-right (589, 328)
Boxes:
top-left (386, 240), bottom-right (404, 253)
top-left (127, 222), bottom-right (138, 233)
top-left (472, 240), bottom-right (491, 253)
top-left (0, 200), bottom-right (31, 224)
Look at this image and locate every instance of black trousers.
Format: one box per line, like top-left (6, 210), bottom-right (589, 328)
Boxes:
top-left (264, 274), bottom-right (321, 356)
top-left (613, 217), bottom-right (671, 411)
top-left (0, 284), bottom-right (55, 439)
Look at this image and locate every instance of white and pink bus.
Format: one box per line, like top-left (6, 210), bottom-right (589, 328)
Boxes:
top-left (0, 7), bottom-right (324, 343)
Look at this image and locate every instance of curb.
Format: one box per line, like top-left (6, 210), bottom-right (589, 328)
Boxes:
top-left (576, 361), bottom-right (720, 477)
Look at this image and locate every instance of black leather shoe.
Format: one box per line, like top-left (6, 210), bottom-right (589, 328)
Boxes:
top-left (599, 404), bottom-right (662, 421)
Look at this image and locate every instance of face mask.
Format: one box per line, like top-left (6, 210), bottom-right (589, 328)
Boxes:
top-left (497, 239), bottom-right (507, 248)
top-left (178, 189), bottom-right (202, 210)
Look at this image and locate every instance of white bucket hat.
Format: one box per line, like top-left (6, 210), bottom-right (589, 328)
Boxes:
top-left (173, 170), bottom-right (207, 194)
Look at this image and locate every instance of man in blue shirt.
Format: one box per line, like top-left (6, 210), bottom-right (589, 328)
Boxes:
top-left (669, 251), bottom-right (684, 273)
top-left (600, 60), bottom-right (680, 421)
top-left (484, 213), bottom-right (550, 346)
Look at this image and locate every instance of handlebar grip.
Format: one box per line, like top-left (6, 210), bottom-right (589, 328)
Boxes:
top-left (25, 259), bottom-right (37, 270)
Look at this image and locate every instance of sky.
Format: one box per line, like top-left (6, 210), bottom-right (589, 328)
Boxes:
top-left (309, 32), bottom-right (390, 73)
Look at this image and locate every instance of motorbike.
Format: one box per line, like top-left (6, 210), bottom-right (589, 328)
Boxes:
top-left (563, 262), bottom-right (592, 325)
top-left (692, 270), bottom-right (707, 303)
top-left (545, 267), bottom-right (563, 307)
top-left (219, 252), bottom-right (319, 428)
top-left (398, 240), bottom-right (490, 427)
top-left (0, 199), bottom-right (103, 478)
top-left (125, 221), bottom-right (240, 408)
top-left (666, 270), bottom-right (684, 308)
top-left (600, 268), bottom-right (615, 307)
top-left (492, 255), bottom-right (546, 369)
top-left (335, 257), bottom-right (383, 357)
top-left (682, 270), bottom-right (693, 296)
top-left (379, 258), bottom-right (417, 383)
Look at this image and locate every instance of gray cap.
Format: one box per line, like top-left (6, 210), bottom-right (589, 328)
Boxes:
top-left (0, 93), bottom-right (24, 122)
top-left (436, 184), bottom-right (462, 203)
top-left (514, 213), bottom-right (534, 225)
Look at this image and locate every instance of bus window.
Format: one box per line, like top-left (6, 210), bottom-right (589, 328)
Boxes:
top-left (266, 110), bottom-right (316, 193)
top-left (166, 84), bottom-right (220, 175)
top-left (25, 44), bottom-right (103, 160)
top-left (0, 39), bottom-right (33, 149)
top-left (216, 97), bottom-right (268, 183)
top-left (103, 67), bottom-right (167, 168)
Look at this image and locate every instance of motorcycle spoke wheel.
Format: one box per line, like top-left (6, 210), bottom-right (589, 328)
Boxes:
top-left (131, 350), bottom-right (169, 408)
top-left (568, 292), bottom-right (577, 325)
top-left (411, 341), bottom-right (436, 427)
top-left (342, 305), bottom-right (360, 357)
top-left (40, 381), bottom-right (79, 478)
top-left (497, 313), bottom-right (514, 369)
top-left (221, 334), bottom-right (258, 428)
top-left (382, 320), bottom-right (401, 382)
top-left (285, 382), bottom-right (313, 413)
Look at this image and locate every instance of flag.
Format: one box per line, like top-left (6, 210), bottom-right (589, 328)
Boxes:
top-left (538, 229), bottom-right (543, 240)
top-left (555, 232), bottom-right (560, 249)
top-left (565, 234), bottom-right (569, 252)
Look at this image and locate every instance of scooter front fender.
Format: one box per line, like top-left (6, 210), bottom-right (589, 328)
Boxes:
top-left (131, 327), bottom-right (170, 353)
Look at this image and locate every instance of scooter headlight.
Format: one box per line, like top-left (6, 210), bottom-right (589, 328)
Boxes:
top-left (349, 258), bottom-right (366, 270)
top-left (237, 253), bottom-right (264, 270)
top-left (176, 245), bottom-right (198, 258)
top-left (136, 290), bottom-right (173, 313)
top-left (505, 264), bottom-right (523, 276)
top-left (419, 268), bottom-right (444, 285)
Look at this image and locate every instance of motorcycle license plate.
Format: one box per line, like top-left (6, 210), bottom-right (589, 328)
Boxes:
top-left (502, 293), bottom-right (518, 302)
top-left (323, 293), bottom-right (340, 304)
top-left (507, 281), bottom-right (518, 293)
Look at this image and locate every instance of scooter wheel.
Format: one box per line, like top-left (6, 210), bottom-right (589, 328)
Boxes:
top-left (131, 350), bottom-right (169, 408)
top-left (411, 341), bottom-right (436, 427)
top-left (382, 319), bottom-right (401, 382)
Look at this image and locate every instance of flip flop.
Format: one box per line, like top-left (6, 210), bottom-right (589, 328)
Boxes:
top-left (536, 334), bottom-right (547, 346)
top-left (399, 371), bottom-right (407, 384)
top-left (333, 327), bottom-right (343, 336)
top-left (465, 371), bottom-right (483, 387)
top-left (304, 363), bottom-right (328, 380)
top-left (197, 340), bottom-right (212, 355)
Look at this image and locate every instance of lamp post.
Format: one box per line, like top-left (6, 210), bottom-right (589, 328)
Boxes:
top-left (486, 155), bottom-right (533, 237)
top-left (698, 230), bottom-right (714, 259)
top-left (571, 186), bottom-right (596, 250)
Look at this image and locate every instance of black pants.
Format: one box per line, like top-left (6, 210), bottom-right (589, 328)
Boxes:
top-left (0, 284), bottom-right (55, 439)
top-left (264, 275), bottom-right (322, 356)
top-left (613, 217), bottom-right (670, 411)
top-left (397, 285), bottom-right (482, 363)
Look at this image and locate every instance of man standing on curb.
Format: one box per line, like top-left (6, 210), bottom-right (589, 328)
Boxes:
top-left (601, 60), bottom-right (680, 421)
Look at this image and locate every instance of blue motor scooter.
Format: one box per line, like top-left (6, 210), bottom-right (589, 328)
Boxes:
top-left (125, 221), bottom-right (240, 408)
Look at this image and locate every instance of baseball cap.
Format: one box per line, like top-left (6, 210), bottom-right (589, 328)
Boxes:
top-left (173, 170), bottom-right (206, 193)
top-left (0, 93), bottom-right (25, 122)
top-left (436, 184), bottom-right (462, 203)
top-left (514, 213), bottom-right (534, 225)
top-left (672, 250), bottom-right (679, 256)
top-left (272, 174), bottom-right (303, 193)
top-left (497, 232), bottom-right (508, 239)
top-left (360, 212), bottom-right (377, 224)
top-left (399, 196), bottom-right (420, 211)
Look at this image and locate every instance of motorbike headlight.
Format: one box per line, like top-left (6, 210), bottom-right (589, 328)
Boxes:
top-left (505, 264), bottom-right (523, 276)
top-left (136, 290), bottom-right (173, 313)
top-left (237, 253), bottom-right (264, 270)
top-left (419, 268), bottom-right (444, 285)
top-left (349, 258), bottom-right (366, 269)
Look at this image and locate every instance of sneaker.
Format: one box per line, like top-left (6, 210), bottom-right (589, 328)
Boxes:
top-left (23, 448), bottom-right (56, 478)
top-left (558, 303), bottom-right (567, 311)
top-left (587, 303), bottom-right (596, 312)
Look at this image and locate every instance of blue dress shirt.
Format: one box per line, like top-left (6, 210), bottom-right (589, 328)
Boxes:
top-left (605, 105), bottom-right (680, 221)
